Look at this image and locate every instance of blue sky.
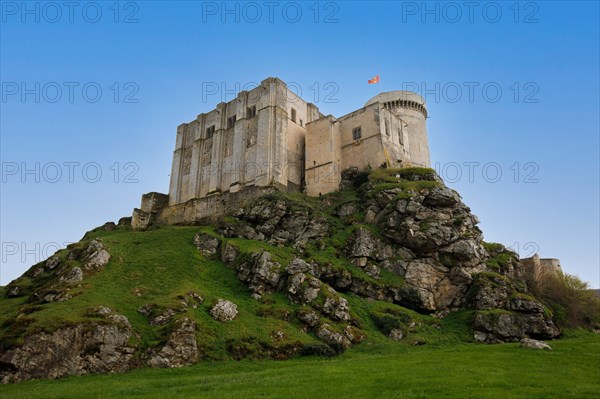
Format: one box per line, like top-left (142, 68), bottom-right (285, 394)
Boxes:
top-left (1, 1), bottom-right (598, 287)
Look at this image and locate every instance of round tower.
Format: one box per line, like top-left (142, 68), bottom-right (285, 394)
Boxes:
top-left (365, 91), bottom-right (430, 167)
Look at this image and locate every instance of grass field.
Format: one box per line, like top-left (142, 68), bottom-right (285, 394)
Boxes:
top-left (1, 333), bottom-right (598, 398)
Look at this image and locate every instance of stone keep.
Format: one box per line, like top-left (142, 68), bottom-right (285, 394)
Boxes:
top-left (168, 77), bottom-right (320, 206)
top-left (133, 77), bottom-right (431, 227)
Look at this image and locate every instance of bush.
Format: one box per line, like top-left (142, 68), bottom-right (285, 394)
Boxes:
top-left (528, 270), bottom-right (600, 329)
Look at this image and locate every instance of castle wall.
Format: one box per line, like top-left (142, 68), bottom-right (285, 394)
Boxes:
top-left (521, 254), bottom-right (562, 283)
top-left (168, 78), bottom-right (308, 206)
top-left (338, 104), bottom-right (386, 171)
top-left (305, 116), bottom-right (342, 196)
top-left (286, 89), bottom-right (310, 189)
top-left (158, 186), bottom-right (277, 226)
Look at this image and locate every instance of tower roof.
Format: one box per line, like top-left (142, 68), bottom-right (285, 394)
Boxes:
top-left (365, 90), bottom-right (426, 107)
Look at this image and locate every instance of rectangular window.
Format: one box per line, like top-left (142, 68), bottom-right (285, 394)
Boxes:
top-left (206, 125), bottom-right (215, 138)
top-left (247, 105), bottom-right (256, 118)
top-left (291, 108), bottom-right (297, 123)
top-left (227, 115), bottom-right (236, 129)
top-left (352, 126), bottom-right (362, 140)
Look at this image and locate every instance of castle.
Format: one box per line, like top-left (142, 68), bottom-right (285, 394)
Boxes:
top-left (132, 77), bottom-right (431, 228)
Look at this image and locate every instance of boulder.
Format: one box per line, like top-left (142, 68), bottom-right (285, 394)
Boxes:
top-left (210, 299), bottom-right (238, 322)
top-left (520, 338), bottom-right (552, 350)
top-left (193, 233), bottom-right (220, 257)
top-left (389, 329), bottom-right (404, 341)
top-left (81, 240), bottom-right (111, 271)
top-left (473, 311), bottom-right (559, 343)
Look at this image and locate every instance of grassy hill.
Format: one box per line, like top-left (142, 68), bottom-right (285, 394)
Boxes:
top-left (1, 167), bottom-right (597, 395)
top-left (0, 222), bottom-right (472, 361)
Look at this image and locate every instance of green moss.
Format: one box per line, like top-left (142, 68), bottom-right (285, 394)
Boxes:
top-left (482, 242), bottom-right (505, 253)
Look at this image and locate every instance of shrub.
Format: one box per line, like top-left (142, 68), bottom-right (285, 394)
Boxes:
top-left (528, 270), bottom-right (600, 329)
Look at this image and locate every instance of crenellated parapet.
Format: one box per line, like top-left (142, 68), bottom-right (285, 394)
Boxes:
top-left (382, 99), bottom-right (428, 119)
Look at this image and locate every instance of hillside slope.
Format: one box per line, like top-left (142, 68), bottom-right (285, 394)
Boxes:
top-left (0, 168), bottom-right (559, 383)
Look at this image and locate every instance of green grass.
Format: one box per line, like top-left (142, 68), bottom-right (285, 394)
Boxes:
top-left (0, 225), bottom-right (320, 357)
top-left (0, 334), bottom-right (597, 398)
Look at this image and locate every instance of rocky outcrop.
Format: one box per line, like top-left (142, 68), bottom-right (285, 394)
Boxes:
top-left (148, 318), bottom-right (198, 368)
top-left (81, 240), bottom-right (111, 271)
top-left (219, 168), bottom-right (559, 344)
top-left (467, 272), bottom-right (558, 342)
top-left (0, 309), bottom-right (135, 384)
top-left (233, 251), bottom-right (284, 298)
top-left (218, 196), bottom-right (329, 249)
top-left (4, 239), bottom-right (112, 306)
top-left (194, 233), bottom-right (220, 257)
top-left (472, 311), bottom-right (559, 343)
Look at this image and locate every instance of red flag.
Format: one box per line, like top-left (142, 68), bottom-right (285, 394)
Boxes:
top-left (368, 75), bottom-right (380, 84)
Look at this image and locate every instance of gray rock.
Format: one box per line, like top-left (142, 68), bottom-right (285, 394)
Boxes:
top-left (150, 309), bottom-right (177, 326)
top-left (6, 286), bottom-right (22, 298)
top-left (221, 242), bottom-right (239, 263)
top-left (321, 292), bottom-right (352, 322)
top-left (234, 251), bottom-right (283, 297)
top-left (60, 267), bottom-right (83, 284)
top-left (193, 233), bottom-right (220, 257)
top-left (0, 322), bottom-right (134, 383)
top-left (148, 318), bottom-right (198, 368)
top-left (302, 277), bottom-right (322, 304)
top-left (45, 256), bottom-right (61, 270)
top-left (298, 310), bottom-right (320, 327)
top-left (118, 217), bottom-right (132, 226)
top-left (316, 323), bottom-right (352, 350)
top-left (82, 240), bottom-right (111, 271)
top-left (210, 299), bottom-right (238, 322)
top-left (336, 202), bottom-right (360, 217)
top-left (473, 311), bottom-right (559, 343)
top-left (103, 222), bottom-right (117, 231)
top-left (424, 186), bottom-right (459, 207)
top-left (346, 227), bottom-right (394, 264)
top-left (287, 272), bottom-right (306, 296)
top-left (286, 258), bottom-right (313, 275)
top-left (365, 264), bottom-right (380, 279)
top-left (96, 306), bottom-right (112, 316)
top-left (520, 338), bottom-right (552, 350)
top-left (389, 329), bottom-right (404, 341)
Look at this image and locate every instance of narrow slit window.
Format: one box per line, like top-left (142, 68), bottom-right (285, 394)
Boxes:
top-left (206, 125), bottom-right (215, 138)
top-left (227, 115), bottom-right (236, 129)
